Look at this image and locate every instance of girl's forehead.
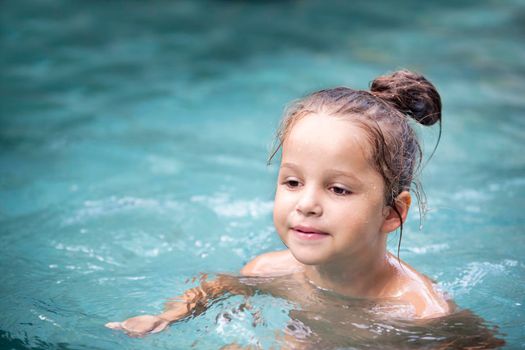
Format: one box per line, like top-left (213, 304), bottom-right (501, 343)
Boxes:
top-left (289, 113), bottom-right (364, 134)
top-left (284, 114), bottom-right (371, 155)
top-left (279, 114), bottom-right (386, 192)
top-left (281, 114), bottom-right (376, 171)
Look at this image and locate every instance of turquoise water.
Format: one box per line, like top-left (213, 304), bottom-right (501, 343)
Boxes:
top-left (1, 0), bottom-right (524, 348)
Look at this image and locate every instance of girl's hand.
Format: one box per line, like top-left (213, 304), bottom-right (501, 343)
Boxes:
top-left (105, 315), bottom-right (169, 337)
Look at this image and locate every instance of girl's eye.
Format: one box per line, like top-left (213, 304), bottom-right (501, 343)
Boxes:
top-left (330, 186), bottom-right (351, 196)
top-left (284, 179), bottom-right (301, 188)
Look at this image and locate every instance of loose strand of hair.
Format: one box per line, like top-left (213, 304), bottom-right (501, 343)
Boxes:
top-left (267, 139), bottom-right (282, 166)
top-left (392, 205), bottom-right (407, 273)
top-left (421, 116), bottom-right (442, 170)
top-left (411, 180), bottom-right (427, 230)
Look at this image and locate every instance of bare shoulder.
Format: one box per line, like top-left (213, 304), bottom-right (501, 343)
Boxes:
top-left (240, 250), bottom-right (303, 277)
top-left (389, 256), bottom-right (453, 319)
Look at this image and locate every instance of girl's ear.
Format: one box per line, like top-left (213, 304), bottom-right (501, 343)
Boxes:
top-left (381, 191), bottom-right (412, 234)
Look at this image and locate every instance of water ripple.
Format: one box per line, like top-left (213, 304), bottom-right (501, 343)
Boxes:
top-left (191, 193), bottom-right (273, 218)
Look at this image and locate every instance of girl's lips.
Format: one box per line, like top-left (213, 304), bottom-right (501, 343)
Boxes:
top-left (292, 225), bottom-right (330, 240)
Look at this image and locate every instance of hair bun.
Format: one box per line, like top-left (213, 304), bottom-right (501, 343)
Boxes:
top-left (370, 70), bottom-right (441, 126)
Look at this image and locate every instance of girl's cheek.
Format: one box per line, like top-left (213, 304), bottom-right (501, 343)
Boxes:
top-left (273, 199), bottom-right (286, 223)
top-left (273, 206), bottom-right (287, 239)
top-left (275, 190), bottom-right (295, 213)
top-left (273, 187), bottom-right (286, 206)
top-left (273, 191), bottom-right (292, 228)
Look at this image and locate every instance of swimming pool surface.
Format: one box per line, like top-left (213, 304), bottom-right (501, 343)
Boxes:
top-left (1, 0), bottom-right (524, 348)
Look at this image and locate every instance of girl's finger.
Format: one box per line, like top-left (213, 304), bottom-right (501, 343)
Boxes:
top-left (105, 322), bottom-right (123, 330)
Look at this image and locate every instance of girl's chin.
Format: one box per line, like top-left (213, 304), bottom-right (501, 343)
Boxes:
top-left (289, 248), bottom-right (329, 266)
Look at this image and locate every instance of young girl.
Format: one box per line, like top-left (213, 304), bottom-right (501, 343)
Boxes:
top-left (106, 69), bottom-right (453, 338)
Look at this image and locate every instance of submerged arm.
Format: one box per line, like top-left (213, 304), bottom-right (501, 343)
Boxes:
top-left (106, 274), bottom-right (254, 336)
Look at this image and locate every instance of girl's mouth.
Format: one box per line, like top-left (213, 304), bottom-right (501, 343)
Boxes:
top-left (292, 225), bottom-right (330, 240)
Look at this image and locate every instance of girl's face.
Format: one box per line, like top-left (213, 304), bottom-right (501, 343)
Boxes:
top-left (273, 113), bottom-right (390, 266)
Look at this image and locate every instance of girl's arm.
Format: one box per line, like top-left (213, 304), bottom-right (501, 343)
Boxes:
top-left (105, 274), bottom-right (254, 336)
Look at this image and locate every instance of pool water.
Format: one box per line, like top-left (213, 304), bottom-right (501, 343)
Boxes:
top-left (1, 0), bottom-right (524, 348)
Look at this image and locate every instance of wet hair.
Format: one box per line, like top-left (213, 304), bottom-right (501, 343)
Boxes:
top-left (270, 70), bottom-right (442, 255)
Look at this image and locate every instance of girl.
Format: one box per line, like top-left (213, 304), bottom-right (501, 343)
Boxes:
top-left (106, 69), bottom-right (453, 337)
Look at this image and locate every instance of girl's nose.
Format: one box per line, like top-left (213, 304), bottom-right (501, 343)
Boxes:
top-left (295, 189), bottom-right (323, 217)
